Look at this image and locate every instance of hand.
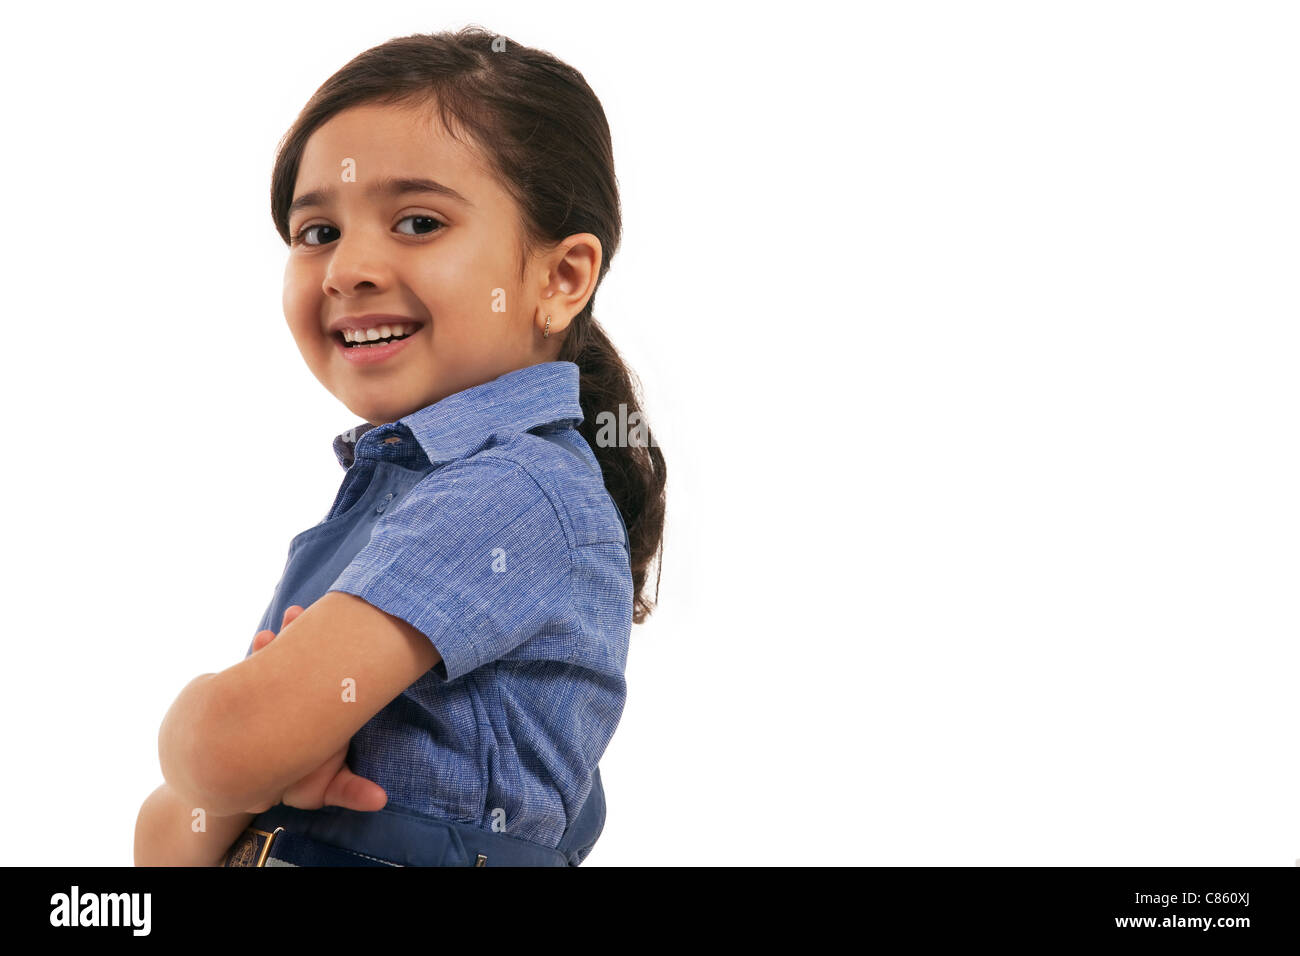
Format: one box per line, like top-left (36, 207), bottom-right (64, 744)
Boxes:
top-left (243, 604), bottom-right (389, 815)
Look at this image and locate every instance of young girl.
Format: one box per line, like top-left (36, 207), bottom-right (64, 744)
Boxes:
top-left (134, 27), bottom-right (665, 867)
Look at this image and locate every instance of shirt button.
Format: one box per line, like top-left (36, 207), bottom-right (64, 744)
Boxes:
top-left (383, 436), bottom-right (402, 445)
top-left (376, 493), bottom-right (394, 514)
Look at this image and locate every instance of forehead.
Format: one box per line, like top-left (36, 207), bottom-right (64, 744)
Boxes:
top-left (296, 101), bottom-right (489, 194)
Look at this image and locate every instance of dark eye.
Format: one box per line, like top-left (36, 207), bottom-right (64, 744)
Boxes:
top-left (292, 224), bottom-right (339, 247)
top-left (395, 215), bottom-right (445, 237)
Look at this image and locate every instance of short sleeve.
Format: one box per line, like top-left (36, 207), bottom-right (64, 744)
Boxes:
top-left (328, 457), bottom-right (573, 683)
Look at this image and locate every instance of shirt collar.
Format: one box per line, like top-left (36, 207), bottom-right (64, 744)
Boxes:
top-left (331, 361), bottom-right (583, 470)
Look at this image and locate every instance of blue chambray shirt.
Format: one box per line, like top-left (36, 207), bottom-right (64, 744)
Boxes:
top-left (244, 361), bottom-right (633, 849)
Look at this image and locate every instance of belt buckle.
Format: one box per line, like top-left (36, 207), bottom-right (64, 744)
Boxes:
top-left (220, 826), bottom-right (285, 867)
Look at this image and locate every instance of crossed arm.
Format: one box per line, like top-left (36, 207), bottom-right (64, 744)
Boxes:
top-left (135, 591), bottom-right (442, 864)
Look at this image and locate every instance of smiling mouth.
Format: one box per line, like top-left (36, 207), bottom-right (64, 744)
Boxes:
top-left (335, 324), bottom-right (424, 348)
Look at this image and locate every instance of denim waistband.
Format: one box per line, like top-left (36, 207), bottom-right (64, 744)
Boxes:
top-left (246, 803), bottom-right (570, 867)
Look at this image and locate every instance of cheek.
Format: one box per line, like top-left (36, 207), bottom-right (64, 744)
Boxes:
top-left (421, 237), bottom-right (504, 292)
top-left (414, 254), bottom-right (467, 295)
top-left (282, 269), bottom-right (306, 306)
top-left (282, 274), bottom-right (323, 335)
top-left (282, 261), bottom-right (320, 308)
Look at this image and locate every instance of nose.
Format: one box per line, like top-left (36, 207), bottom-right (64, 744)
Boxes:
top-left (322, 230), bottom-right (391, 297)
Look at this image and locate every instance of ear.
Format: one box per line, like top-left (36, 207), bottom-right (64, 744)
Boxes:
top-left (537, 233), bottom-right (603, 337)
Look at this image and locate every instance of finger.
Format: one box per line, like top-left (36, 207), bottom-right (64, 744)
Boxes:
top-left (279, 744), bottom-right (349, 810)
top-left (251, 629), bottom-right (275, 652)
top-left (324, 765), bottom-right (388, 813)
top-left (281, 604), bottom-right (304, 629)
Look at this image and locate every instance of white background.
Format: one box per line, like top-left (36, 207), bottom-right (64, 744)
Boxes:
top-left (0, 1), bottom-right (1295, 866)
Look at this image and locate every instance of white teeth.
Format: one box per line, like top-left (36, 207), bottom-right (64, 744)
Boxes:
top-left (341, 323), bottom-right (415, 343)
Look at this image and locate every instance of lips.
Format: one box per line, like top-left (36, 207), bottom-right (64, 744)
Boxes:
top-left (334, 322), bottom-right (421, 365)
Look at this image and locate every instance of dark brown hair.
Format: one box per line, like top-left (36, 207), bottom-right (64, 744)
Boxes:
top-left (269, 26), bottom-right (664, 623)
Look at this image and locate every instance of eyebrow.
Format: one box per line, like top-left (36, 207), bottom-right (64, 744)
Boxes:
top-left (288, 175), bottom-right (473, 217)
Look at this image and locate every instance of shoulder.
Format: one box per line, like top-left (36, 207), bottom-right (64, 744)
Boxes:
top-left (377, 427), bottom-right (628, 564)
top-left (387, 448), bottom-right (571, 554)
top-left (473, 430), bottom-right (629, 554)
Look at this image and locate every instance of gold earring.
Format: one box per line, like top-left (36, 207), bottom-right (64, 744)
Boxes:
top-left (544, 315), bottom-right (551, 338)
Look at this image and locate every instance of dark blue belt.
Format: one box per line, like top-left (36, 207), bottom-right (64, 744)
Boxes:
top-left (221, 767), bottom-right (606, 867)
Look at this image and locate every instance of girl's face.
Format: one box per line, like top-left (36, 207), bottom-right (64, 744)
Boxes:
top-left (282, 101), bottom-right (593, 426)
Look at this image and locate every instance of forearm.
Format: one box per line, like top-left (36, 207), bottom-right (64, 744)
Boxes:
top-left (134, 782), bottom-right (258, 866)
